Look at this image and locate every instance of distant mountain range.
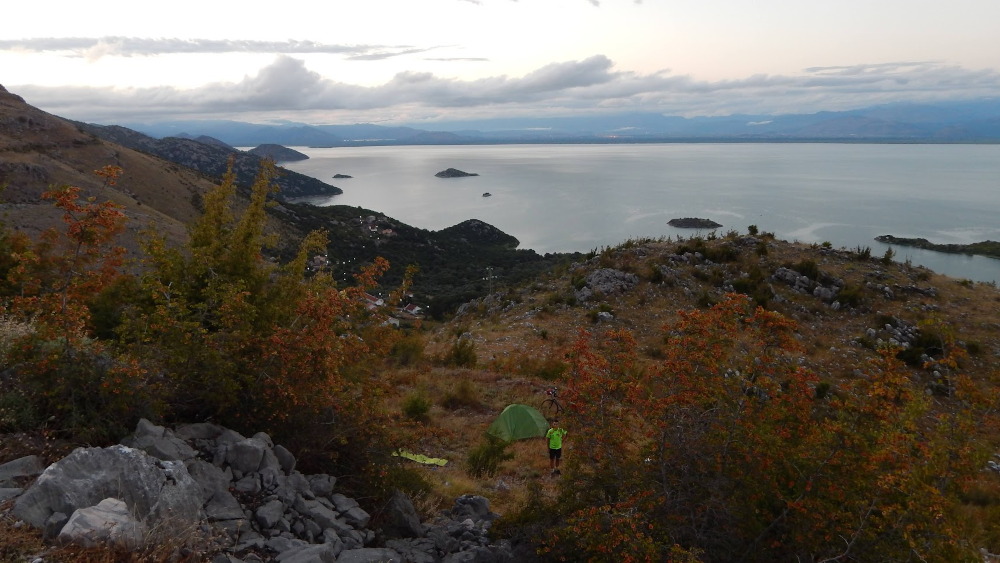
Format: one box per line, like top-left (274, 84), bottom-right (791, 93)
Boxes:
top-left (120, 98), bottom-right (1000, 147)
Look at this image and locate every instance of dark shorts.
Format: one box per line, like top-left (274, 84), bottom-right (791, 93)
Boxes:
top-left (549, 447), bottom-right (562, 460)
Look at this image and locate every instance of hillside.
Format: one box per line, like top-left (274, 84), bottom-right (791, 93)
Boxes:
top-left (1, 85), bottom-right (569, 315)
top-left (73, 122), bottom-right (340, 199)
top-left (390, 233), bottom-right (1000, 559)
top-left (0, 85), bottom-right (219, 254)
top-left (3, 83), bottom-right (1000, 560)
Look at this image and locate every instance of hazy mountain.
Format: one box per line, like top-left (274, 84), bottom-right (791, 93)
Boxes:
top-left (118, 98), bottom-right (1000, 146)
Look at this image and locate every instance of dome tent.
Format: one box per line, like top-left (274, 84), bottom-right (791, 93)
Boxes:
top-left (487, 404), bottom-right (550, 442)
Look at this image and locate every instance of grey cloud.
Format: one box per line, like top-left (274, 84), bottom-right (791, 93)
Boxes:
top-left (804, 62), bottom-right (940, 75)
top-left (424, 57), bottom-right (490, 62)
top-left (0, 37), bottom-right (404, 59)
top-left (347, 46), bottom-right (445, 61)
top-left (11, 56), bottom-right (1000, 124)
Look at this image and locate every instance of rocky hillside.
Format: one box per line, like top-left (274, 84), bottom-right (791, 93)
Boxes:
top-left (430, 235), bottom-right (1000, 389)
top-left (0, 85), bottom-right (221, 253)
top-left (2, 85), bottom-right (560, 309)
top-left (74, 122), bottom-right (339, 199)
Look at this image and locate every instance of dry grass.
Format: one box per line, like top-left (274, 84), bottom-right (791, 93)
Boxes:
top-left (385, 234), bottom-right (1000, 531)
top-left (0, 506), bottom-right (220, 563)
top-left (4, 234), bottom-right (1000, 556)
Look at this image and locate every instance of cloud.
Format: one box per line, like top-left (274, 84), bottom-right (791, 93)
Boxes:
top-left (347, 46), bottom-right (445, 61)
top-left (11, 55), bottom-right (1000, 124)
top-left (425, 57), bottom-right (490, 62)
top-left (0, 37), bottom-right (410, 60)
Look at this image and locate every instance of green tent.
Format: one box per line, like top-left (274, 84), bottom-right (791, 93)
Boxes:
top-left (487, 404), bottom-right (550, 442)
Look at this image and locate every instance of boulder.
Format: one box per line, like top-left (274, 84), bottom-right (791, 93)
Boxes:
top-left (381, 490), bottom-right (425, 539)
top-left (575, 268), bottom-right (639, 302)
top-left (0, 454), bottom-right (45, 487)
top-left (121, 418), bottom-right (197, 462)
top-left (12, 445), bottom-right (202, 539)
top-left (57, 497), bottom-right (148, 549)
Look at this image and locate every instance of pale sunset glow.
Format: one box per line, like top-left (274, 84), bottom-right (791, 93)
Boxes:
top-left (2, 0), bottom-right (998, 124)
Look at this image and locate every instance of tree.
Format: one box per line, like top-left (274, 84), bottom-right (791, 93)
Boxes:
top-left (115, 159), bottom-right (409, 478)
top-left (0, 168), bottom-right (156, 441)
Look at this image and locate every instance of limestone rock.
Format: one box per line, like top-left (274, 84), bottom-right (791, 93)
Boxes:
top-left (381, 490), bottom-right (425, 539)
top-left (57, 497), bottom-right (148, 549)
top-left (0, 454), bottom-right (45, 487)
top-left (12, 445), bottom-right (202, 539)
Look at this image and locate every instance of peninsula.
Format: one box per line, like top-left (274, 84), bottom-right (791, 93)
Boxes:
top-left (875, 235), bottom-right (1000, 259)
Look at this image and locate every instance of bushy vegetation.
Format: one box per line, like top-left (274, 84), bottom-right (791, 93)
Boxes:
top-left (466, 433), bottom-right (514, 478)
top-left (4, 174), bottom-right (999, 562)
top-left (0, 162), bottom-right (408, 490)
top-left (537, 295), bottom-right (995, 561)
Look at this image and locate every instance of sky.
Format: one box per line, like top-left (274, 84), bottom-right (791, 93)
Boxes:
top-left (3, 0), bottom-right (1000, 126)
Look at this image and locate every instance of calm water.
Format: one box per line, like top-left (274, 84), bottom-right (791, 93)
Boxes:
top-left (281, 143), bottom-right (1000, 284)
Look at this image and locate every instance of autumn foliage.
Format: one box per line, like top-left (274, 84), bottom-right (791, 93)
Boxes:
top-left (543, 294), bottom-right (992, 562)
top-left (0, 162), bottom-right (405, 475)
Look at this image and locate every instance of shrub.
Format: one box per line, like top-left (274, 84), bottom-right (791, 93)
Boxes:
top-left (445, 338), bottom-right (478, 368)
top-left (837, 284), bottom-right (865, 308)
top-left (0, 388), bottom-right (39, 432)
top-left (696, 290), bottom-right (717, 308)
top-left (755, 241), bottom-right (769, 256)
top-left (440, 379), bottom-right (481, 410)
top-left (881, 247), bottom-right (896, 265)
top-left (704, 244), bottom-right (738, 263)
top-left (402, 392), bottom-right (432, 422)
top-left (793, 259), bottom-right (820, 280)
top-left (466, 433), bottom-right (514, 477)
top-left (390, 333), bottom-right (425, 366)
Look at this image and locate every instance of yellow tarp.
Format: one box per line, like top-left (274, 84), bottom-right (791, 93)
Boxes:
top-left (393, 449), bottom-right (448, 466)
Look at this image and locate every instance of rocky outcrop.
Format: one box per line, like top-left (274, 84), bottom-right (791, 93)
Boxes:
top-left (668, 217), bottom-right (722, 228)
top-left (3, 420), bottom-right (512, 562)
top-left (435, 168), bottom-right (479, 178)
top-left (575, 268), bottom-right (640, 302)
top-left (12, 444), bottom-right (202, 542)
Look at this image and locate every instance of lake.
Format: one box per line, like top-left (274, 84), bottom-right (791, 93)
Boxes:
top-left (281, 143), bottom-right (1000, 284)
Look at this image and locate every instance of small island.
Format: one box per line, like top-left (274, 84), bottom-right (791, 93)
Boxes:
top-left (875, 235), bottom-right (1000, 259)
top-left (333, 173), bottom-right (353, 179)
top-left (435, 168), bottom-right (479, 178)
top-left (668, 217), bottom-right (723, 229)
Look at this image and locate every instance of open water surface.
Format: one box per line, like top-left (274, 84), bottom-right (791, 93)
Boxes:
top-left (281, 143), bottom-right (1000, 284)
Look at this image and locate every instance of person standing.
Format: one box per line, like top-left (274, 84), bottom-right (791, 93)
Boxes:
top-left (546, 418), bottom-right (567, 475)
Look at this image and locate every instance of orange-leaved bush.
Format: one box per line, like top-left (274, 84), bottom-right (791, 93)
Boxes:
top-left (113, 159), bottom-right (409, 477)
top-left (0, 168), bottom-right (159, 441)
top-left (544, 294), bottom-right (991, 562)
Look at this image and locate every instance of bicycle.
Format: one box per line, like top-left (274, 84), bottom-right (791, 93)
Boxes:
top-left (541, 387), bottom-right (563, 417)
